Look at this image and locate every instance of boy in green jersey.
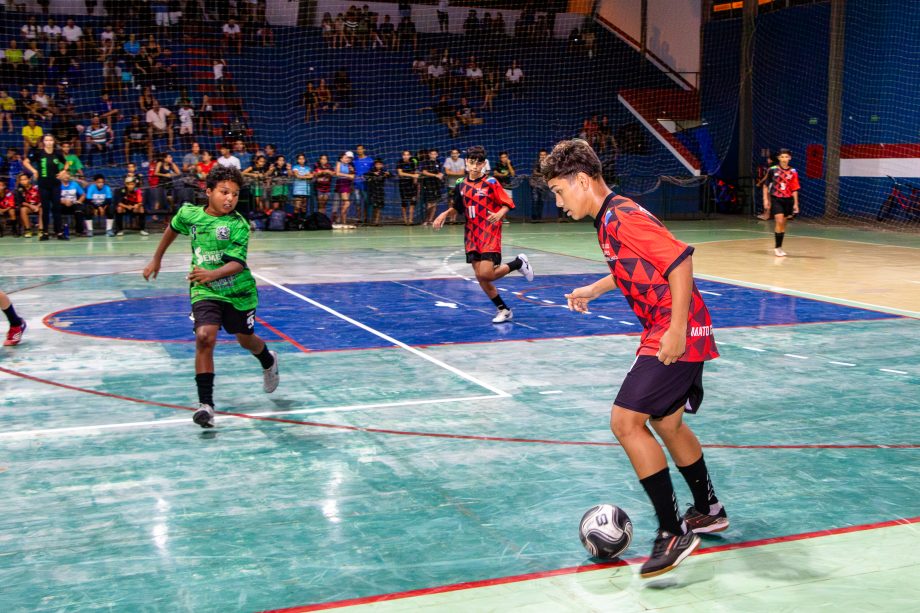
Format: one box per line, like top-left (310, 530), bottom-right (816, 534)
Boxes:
top-left (143, 165), bottom-right (279, 428)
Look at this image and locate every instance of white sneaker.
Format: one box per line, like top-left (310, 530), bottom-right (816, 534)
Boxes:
top-left (263, 350), bottom-right (279, 393)
top-left (192, 403), bottom-right (215, 428)
top-left (140, 230), bottom-right (149, 236)
top-left (492, 308), bottom-right (513, 323)
top-left (517, 253), bottom-right (534, 282)
top-left (774, 248), bottom-right (787, 257)
top-left (116, 231), bottom-right (124, 236)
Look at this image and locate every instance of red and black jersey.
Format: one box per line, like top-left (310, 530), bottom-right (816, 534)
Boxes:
top-left (0, 191), bottom-right (14, 209)
top-left (766, 165), bottom-right (800, 198)
top-left (15, 184), bottom-right (41, 207)
top-left (121, 187), bottom-right (143, 206)
top-left (595, 194), bottom-right (718, 362)
top-left (452, 175), bottom-right (514, 254)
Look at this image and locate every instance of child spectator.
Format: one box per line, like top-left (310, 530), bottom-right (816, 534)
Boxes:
top-left (84, 173), bottom-right (114, 236)
top-left (242, 155), bottom-right (270, 213)
top-left (268, 154), bottom-right (291, 209)
top-left (115, 176), bottom-right (147, 236)
top-left (0, 91), bottom-right (16, 134)
top-left (333, 151), bottom-right (355, 226)
top-left (291, 153), bottom-right (313, 217)
top-left (312, 154), bottom-right (334, 216)
top-left (15, 173), bottom-right (43, 238)
top-left (365, 158), bottom-right (391, 226)
top-left (0, 183), bottom-right (16, 232)
top-left (195, 150), bottom-right (215, 191)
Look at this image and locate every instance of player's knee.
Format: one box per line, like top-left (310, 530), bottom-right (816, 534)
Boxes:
top-left (195, 329), bottom-right (217, 350)
top-left (610, 407), bottom-right (644, 440)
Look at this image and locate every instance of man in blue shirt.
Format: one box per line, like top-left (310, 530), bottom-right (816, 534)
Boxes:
top-left (352, 144), bottom-right (374, 224)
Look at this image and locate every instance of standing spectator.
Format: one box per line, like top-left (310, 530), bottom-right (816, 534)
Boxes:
top-left (321, 13), bottom-right (335, 47)
top-left (222, 19), bottom-right (242, 54)
top-left (23, 134), bottom-right (66, 240)
top-left (37, 0), bottom-right (51, 16)
top-left (364, 158), bottom-right (390, 226)
top-left (529, 149), bottom-right (557, 222)
top-left (463, 10), bottom-right (479, 37)
top-left (379, 15), bottom-right (396, 48)
top-left (198, 94), bottom-right (213, 135)
top-left (154, 151), bottom-right (181, 212)
top-left (333, 69), bottom-right (352, 109)
top-left (151, 1), bottom-right (170, 39)
top-left (312, 154), bottom-right (334, 216)
top-left (302, 82), bottom-right (318, 123)
top-left (22, 117), bottom-right (43, 156)
top-left (84, 115), bottom-right (114, 166)
top-left (398, 0), bottom-right (411, 21)
top-left (212, 57), bottom-right (226, 93)
top-left (145, 100), bottom-right (174, 154)
top-left (268, 154), bottom-right (291, 209)
top-left (396, 16), bottom-right (417, 52)
top-left (242, 154), bottom-right (270, 213)
top-left (0, 91), bottom-right (15, 133)
top-left (316, 79), bottom-right (333, 111)
top-left (493, 151), bottom-right (516, 189)
top-left (419, 148), bottom-right (443, 225)
top-left (494, 13), bottom-right (507, 36)
top-left (396, 149), bottom-right (418, 225)
top-left (84, 174), bottom-right (114, 236)
top-left (352, 144), bottom-right (374, 224)
top-left (124, 116), bottom-right (149, 165)
top-left (177, 99), bottom-right (195, 146)
top-left (290, 153), bottom-right (313, 217)
top-left (443, 148), bottom-right (465, 201)
top-left (86, 1), bottom-right (99, 16)
top-left (505, 60), bottom-right (524, 99)
top-left (437, 0), bottom-right (450, 33)
top-left (333, 151), bottom-right (355, 226)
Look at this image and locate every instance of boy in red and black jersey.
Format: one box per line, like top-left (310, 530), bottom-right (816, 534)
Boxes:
top-left (543, 139), bottom-right (726, 579)
top-left (433, 145), bottom-right (534, 323)
top-left (115, 176), bottom-right (147, 236)
top-left (757, 148), bottom-right (800, 257)
top-left (14, 173), bottom-right (42, 237)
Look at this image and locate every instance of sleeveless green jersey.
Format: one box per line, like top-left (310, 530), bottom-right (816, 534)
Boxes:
top-left (169, 204), bottom-right (258, 310)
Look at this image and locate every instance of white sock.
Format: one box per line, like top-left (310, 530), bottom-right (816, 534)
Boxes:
top-left (105, 219), bottom-right (113, 231)
top-left (85, 220), bottom-right (93, 233)
top-left (708, 502), bottom-right (724, 516)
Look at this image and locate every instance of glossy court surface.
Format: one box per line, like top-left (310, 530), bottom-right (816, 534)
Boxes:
top-left (1, 218), bottom-right (918, 612)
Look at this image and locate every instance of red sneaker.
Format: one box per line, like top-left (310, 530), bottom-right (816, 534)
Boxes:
top-left (4, 320), bottom-right (26, 346)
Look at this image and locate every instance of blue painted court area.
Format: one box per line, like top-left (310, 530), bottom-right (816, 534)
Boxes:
top-left (46, 274), bottom-right (899, 351)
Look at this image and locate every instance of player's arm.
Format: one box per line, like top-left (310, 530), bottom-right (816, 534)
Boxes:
top-left (566, 274), bottom-right (616, 313)
top-left (143, 225), bottom-right (180, 280)
top-left (434, 180), bottom-right (463, 229)
top-left (790, 171), bottom-right (800, 214)
top-left (188, 260), bottom-right (244, 285)
top-left (485, 179), bottom-right (514, 223)
top-left (658, 257), bottom-right (691, 365)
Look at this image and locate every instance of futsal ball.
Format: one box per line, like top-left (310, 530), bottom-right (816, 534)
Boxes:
top-left (579, 504), bottom-right (633, 560)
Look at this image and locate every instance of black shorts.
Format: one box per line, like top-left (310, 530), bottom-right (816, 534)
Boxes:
top-left (420, 182), bottom-right (441, 204)
top-left (614, 355), bottom-right (705, 418)
top-left (399, 183), bottom-right (416, 202)
top-left (771, 197), bottom-right (794, 217)
top-left (466, 251), bottom-right (502, 265)
top-left (191, 299), bottom-right (255, 335)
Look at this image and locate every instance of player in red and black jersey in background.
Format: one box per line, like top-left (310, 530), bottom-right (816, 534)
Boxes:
top-left (433, 145), bottom-right (534, 323)
top-left (757, 148), bottom-right (800, 257)
top-left (542, 139), bottom-right (726, 579)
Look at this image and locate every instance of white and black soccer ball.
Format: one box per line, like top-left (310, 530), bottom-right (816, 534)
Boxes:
top-left (579, 504), bottom-right (633, 560)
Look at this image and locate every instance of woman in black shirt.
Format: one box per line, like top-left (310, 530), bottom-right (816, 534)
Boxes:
top-left (23, 134), bottom-right (67, 240)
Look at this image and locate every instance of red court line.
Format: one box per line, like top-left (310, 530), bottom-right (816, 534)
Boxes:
top-left (256, 316), bottom-right (311, 353)
top-left (1, 366), bottom-right (918, 450)
top-left (261, 515), bottom-right (920, 613)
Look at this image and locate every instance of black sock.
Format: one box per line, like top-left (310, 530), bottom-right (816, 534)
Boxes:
top-left (490, 295), bottom-right (509, 311)
top-left (639, 467), bottom-right (685, 536)
top-left (254, 344), bottom-right (275, 369)
top-left (775, 232), bottom-right (785, 248)
top-left (3, 304), bottom-right (22, 327)
top-left (505, 256), bottom-right (523, 272)
top-left (195, 372), bottom-right (215, 407)
top-left (677, 454), bottom-right (719, 514)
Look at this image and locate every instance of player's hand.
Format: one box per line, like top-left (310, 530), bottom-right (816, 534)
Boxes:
top-left (432, 212), bottom-right (448, 230)
top-left (486, 208), bottom-right (507, 224)
top-left (657, 327), bottom-right (686, 365)
top-left (565, 285), bottom-right (598, 313)
top-left (142, 260), bottom-right (160, 281)
top-left (793, 204), bottom-right (799, 215)
top-left (187, 266), bottom-right (215, 284)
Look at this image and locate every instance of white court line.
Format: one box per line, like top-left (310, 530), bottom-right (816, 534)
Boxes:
top-left (542, 300), bottom-right (555, 304)
top-left (879, 368), bottom-right (908, 375)
top-left (784, 354), bottom-right (809, 360)
top-left (829, 361), bottom-right (856, 367)
top-left (618, 320), bottom-right (636, 326)
top-left (742, 346), bottom-right (766, 352)
top-left (0, 394), bottom-right (503, 440)
top-left (695, 272), bottom-right (920, 319)
top-left (254, 272), bottom-right (511, 398)
top-left (699, 290), bottom-right (722, 296)
top-left (597, 315), bottom-right (613, 320)
top-left (538, 390), bottom-right (563, 395)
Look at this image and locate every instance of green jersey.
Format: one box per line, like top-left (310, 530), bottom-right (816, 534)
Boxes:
top-left (170, 204), bottom-right (258, 310)
top-left (65, 153), bottom-right (83, 173)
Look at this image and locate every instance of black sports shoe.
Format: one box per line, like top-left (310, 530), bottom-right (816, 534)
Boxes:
top-left (639, 530), bottom-right (700, 579)
top-left (683, 505), bottom-right (729, 534)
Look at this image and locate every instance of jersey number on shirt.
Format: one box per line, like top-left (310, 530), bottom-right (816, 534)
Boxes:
top-left (467, 204), bottom-right (476, 218)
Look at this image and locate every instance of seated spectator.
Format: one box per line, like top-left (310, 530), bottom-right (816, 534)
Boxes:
top-left (95, 92), bottom-right (120, 124)
top-left (62, 19), bottom-right (83, 53)
top-left (48, 41), bottom-right (80, 84)
top-left (582, 115), bottom-right (599, 147)
top-left (21, 17), bottom-right (40, 45)
top-left (466, 59), bottom-right (484, 96)
top-left (505, 60), bottom-right (524, 99)
top-left (432, 95), bottom-right (458, 138)
top-left (396, 16), bottom-right (417, 52)
top-left (138, 87), bottom-right (156, 115)
top-left (123, 115), bottom-right (150, 163)
top-left (316, 79), bottom-right (333, 111)
top-left (84, 174), bottom-right (114, 236)
top-left (197, 94), bottom-right (213, 134)
top-left (114, 176), bottom-right (147, 236)
top-left (0, 183), bottom-right (15, 231)
top-left (98, 25), bottom-right (115, 61)
top-left (256, 19), bottom-right (275, 47)
top-left (31, 84), bottom-right (52, 118)
top-left (145, 100), bottom-right (174, 152)
top-left (42, 18), bottom-right (61, 49)
top-left (5, 40), bottom-right (24, 73)
top-left (217, 144), bottom-right (241, 170)
top-left (0, 91), bottom-right (14, 133)
top-left (15, 173), bottom-right (43, 238)
top-left (181, 141), bottom-right (201, 174)
top-left (427, 60), bottom-right (446, 94)
top-left (58, 169), bottom-right (85, 228)
top-left (24, 41), bottom-right (43, 75)
top-left (84, 115), bottom-right (114, 165)
top-left (456, 97), bottom-right (482, 126)
top-left (123, 33), bottom-right (140, 57)
top-left (598, 115), bottom-right (614, 152)
top-left (222, 19), bottom-right (242, 54)
top-left (232, 139), bottom-right (252, 170)
top-left (482, 70), bottom-right (499, 111)
top-left (22, 117), bottom-right (43, 155)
